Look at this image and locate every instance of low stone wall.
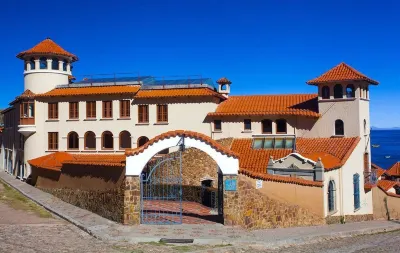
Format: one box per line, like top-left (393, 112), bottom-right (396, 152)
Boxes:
top-left (373, 187), bottom-right (400, 220)
top-left (41, 187), bottom-right (124, 223)
top-left (224, 175), bottom-right (325, 229)
top-left (325, 214), bottom-right (374, 224)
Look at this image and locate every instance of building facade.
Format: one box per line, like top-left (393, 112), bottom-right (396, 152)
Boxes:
top-left (1, 38), bottom-right (379, 222)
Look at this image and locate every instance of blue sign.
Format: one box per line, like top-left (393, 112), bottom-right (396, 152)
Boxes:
top-left (225, 179), bottom-right (237, 191)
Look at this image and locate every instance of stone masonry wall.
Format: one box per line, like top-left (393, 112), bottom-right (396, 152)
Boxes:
top-left (226, 175), bottom-right (325, 229)
top-left (124, 176), bottom-right (141, 225)
top-left (41, 187), bottom-right (124, 223)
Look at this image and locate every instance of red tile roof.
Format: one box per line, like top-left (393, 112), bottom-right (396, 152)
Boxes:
top-left (230, 137), bottom-right (360, 173)
top-left (10, 89), bottom-right (35, 105)
top-left (216, 77), bottom-right (232, 85)
top-left (372, 163), bottom-right (386, 178)
top-left (17, 38), bottom-right (78, 61)
top-left (28, 152), bottom-right (125, 171)
top-left (307, 62), bottom-right (379, 85)
top-left (377, 180), bottom-right (399, 192)
top-left (135, 88), bottom-right (225, 99)
top-left (239, 169), bottom-right (323, 187)
top-left (125, 130), bottom-right (239, 158)
top-left (35, 85), bottom-right (140, 98)
top-left (208, 94), bottom-right (320, 118)
top-left (386, 162), bottom-right (400, 177)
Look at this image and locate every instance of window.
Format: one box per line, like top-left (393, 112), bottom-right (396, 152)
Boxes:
top-left (120, 100), bottom-right (130, 118)
top-left (86, 101), bottom-right (96, 119)
top-left (69, 102), bottom-right (79, 119)
top-left (262, 119), bottom-right (272, 134)
top-left (67, 132), bottom-right (79, 150)
top-left (276, 119), bottom-right (287, 134)
top-left (335, 119), bottom-right (344, 136)
top-left (84, 131), bottom-right (96, 150)
top-left (102, 101), bottom-right (113, 118)
top-left (346, 84), bottom-right (355, 98)
top-left (48, 103), bottom-right (58, 119)
top-left (51, 58), bottom-right (59, 70)
top-left (214, 120), bottom-right (222, 131)
top-left (39, 57), bottom-right (47, 69)
top-left (157, 104), bottom-right (168, 122)
top-left (364, 153), bottom-right (370, 174)
top-left (221, 84), bottom-right (227, 90)
top-left (48, 132), bottom-right (58, 150)
top-left (366, 86), bottom-right (369, 99)
top-left (119, 131), bottom-right (131, 149)
top-left (29, 58), bottom-right (35, 70)
top-left (322, 86), bottom-right (330, 99)
top-left (328, 180), bottom-right (336, 213)
top-left (138, 105), bottom-right (149, 123)
top-left (102, 131), bottom-right (113, 149)
top-left (63, 60), bottom-right (68, 71)
top-left (364, 119), bottom-right (367, 134)
top-left (244, 119), bottom-right (251, 131)
top-left (20, 101), bottom-right (35, 125)
top-left (353, 174), bottom-right (360, 210)
top-left (137, 136), bottom-right (149, 147)
top-left (334, 84), bottom-right (343, 98)
top-left (252, 137), bottom-right (295, 150)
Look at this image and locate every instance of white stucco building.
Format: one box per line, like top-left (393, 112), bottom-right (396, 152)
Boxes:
top-left (1, 38), bottom-right (379, 220)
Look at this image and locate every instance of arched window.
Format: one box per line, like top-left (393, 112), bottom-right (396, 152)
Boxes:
top-left (334, 84), bottom-right (343, 99)
top-left (39, 57), bottom-right (47, 69)
top-left (353, 174), bottom-right (360, 210)
top-left (84, 131), bottom-right (96, 150)
top-left (261, 119), bottom-right (272, 134)
top-left (29, 58), bottom-right (35, 70)
top-left (346, 84), bottom-right (355, 98)
top-left (63, 60), bottom-right (68, 71)
top-left (137, 136), bottom-right (149, 148)
top-left (335, 119), bottom-right (344, 136)
top-left (51, 58), bottom-right (59, 70)
top-left (67, 132), bottom-right (79, 150)
top-left (119, 131), bottom-right (131, 149)
top-left (102, 131), bottom-right (114, 149)
top-left (321, 86), bottom-right (330, 99)
top-left (366, 86), bottom-right (369, 99)
top-left (276, 119), bottom-right (287, 134)
top-left (221, 84), bottom-right (227, 90)
top-left (328, 180), bottom-right (336, 212)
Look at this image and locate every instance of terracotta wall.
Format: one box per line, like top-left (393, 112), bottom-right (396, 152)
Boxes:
top-left (373, 187), bottom-right (400, 220)
top-left (31, 165), bottom-right (125, 222)
top-left (226, 175), bottom-right (325, 229)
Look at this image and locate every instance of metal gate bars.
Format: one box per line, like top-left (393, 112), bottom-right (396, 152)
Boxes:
top-left (140, 151), bottom-right (183, 224)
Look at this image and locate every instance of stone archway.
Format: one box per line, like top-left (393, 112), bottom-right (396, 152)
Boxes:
top-left (123, 130), bottom-right (239, 225)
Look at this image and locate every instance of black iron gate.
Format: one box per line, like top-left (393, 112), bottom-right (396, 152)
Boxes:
top-left (140, 151), bottom-right (183, 224)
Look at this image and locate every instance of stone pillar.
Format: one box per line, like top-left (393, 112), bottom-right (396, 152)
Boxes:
top-left (123, 176), bottom-right (141, 225)
top-left (223, 175), bottom-right (239, 226)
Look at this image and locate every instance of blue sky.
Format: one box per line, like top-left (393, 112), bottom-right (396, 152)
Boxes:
top-left (1, 0), bottom-right (399, 127)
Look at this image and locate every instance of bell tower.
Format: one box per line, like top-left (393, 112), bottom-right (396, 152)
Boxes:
top-left (16, 38), bottom-right (78, 93)
top-left (217, 77), bottom-right (232, 98)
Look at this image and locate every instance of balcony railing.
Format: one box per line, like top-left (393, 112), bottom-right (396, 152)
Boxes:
top-left (364, 170), bottom-right (377, 185)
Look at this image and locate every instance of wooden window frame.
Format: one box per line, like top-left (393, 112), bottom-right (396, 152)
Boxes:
top-left (261, 119), bottom-right (272, 134)
top-left (156, 104), bottom-right (168, 123)
top-left (86, 101), bottom-right (96, 119)
top-left (119, 100), bottom-right (130, 118)
top-left (244, 119), bottom-right (251, 131)
top-left (119, 131), bottom-right (131, 150)
top-left (20, 101), bottom-right (35, 125)
top-left (67, 132), bottom-right (79, 150)
top-left (84, 131), bottom-right (96, 150)
top-left (48, 132), bottom-right (58, 150)
top-left (102, 101), bottom-right (113, 119)
top-left (69, 102), bottom-right (79, 119)
top-left (213, 120), bottom-right (222, 131)
top-left (48, 103), bottom-right (58, 119)
top-left (276, 119), bottom-right (287, 134)
top-left (101, 131), bottom-right (114, 150)
top-left (138, 105), bottom-right (149, 123)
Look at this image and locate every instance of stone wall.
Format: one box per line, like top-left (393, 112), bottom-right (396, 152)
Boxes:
top-left (225, 174), bottom-right (325, 229)
top-left (325, 214), bottom-right (374, 224)
top-left (124, 176), bottom-right (141, 225)
top-left (41, 187), bottom-right (124, 223)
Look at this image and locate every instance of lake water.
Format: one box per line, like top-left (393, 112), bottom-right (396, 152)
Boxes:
top-left (371, 130), bottom-right (400, 169)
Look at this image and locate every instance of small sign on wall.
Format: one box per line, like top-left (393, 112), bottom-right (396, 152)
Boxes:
top-left (256, 180), bottom-right (263, 189)
top-left (225, 179), bottom-right (237, 191)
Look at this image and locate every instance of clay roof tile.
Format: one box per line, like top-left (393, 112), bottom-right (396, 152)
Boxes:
top-left (17, 38), bottom-right (78, 61)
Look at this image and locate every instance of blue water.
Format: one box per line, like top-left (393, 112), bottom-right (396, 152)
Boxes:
top-left (371, 130), bottom-right (400, 169)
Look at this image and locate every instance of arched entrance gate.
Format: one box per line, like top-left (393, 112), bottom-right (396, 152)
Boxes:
top-left (125, 130), bottom-right (239, 225)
